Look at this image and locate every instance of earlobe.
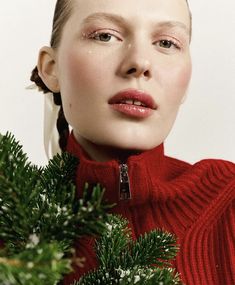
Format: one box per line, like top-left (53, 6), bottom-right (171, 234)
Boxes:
top-left (37, 46), bottom-right (60, 93)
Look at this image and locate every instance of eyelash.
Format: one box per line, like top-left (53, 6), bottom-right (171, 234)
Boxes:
top-left (87, 30), bottom-right (181, 50)
top-left (156, 39), bottom-right (181, 50)
top-left (87, 30), bottom-right (121, 42)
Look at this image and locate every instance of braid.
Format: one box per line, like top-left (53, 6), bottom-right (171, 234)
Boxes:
top-left (30, 66), bottom-right (69, 152)
top-left (53, 92), bottom-right (69, 152)
top-left (57, 106), bottom-right (69, 152)
top-left (30, 66), bottom-right (51, 94)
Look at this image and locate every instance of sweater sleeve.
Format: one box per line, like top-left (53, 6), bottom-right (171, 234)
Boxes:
top-left (177, 168), bottom-right (235, 285)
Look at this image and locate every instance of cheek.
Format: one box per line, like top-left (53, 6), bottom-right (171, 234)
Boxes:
top-left (63, 48), bottom-right (111, 91)
top-left (176, 60), bottom-right (192, 90)
top-left (67, 52), bottom-right (95, 88)
top-left (58, 48), bottom-right (113, 125)
top-left (160, 58), bottom-right (192, 104)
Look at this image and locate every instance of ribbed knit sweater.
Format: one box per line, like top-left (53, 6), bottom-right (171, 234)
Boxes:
top-left (63, 133), bottom-right (235, 285)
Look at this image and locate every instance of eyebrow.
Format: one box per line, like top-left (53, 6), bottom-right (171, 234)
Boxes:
top-left (81, 12), bottom-right (127, 28)
top-left (81, 12), bottom-right (190, 35)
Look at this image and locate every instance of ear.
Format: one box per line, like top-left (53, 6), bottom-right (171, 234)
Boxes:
top-left (37, 46), bottom-right (60, 93)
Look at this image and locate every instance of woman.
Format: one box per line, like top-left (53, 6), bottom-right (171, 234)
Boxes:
top-left (31, 0), bottom-right (235, 284)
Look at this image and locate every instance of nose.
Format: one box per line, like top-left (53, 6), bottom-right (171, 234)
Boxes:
top-left (117, 44), bottom-right (153, 80)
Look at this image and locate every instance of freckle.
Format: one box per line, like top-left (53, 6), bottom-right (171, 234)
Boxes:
top-left (69, 103), bottom-right (72, 109)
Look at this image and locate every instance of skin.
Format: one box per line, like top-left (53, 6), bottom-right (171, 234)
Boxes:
top-left (38, 0), bottom-right (192, 162)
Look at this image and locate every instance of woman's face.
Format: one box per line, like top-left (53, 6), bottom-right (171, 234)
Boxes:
top-left (55, 0), bottom-right (192, 155)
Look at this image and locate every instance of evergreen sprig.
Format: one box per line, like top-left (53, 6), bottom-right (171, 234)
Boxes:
top-left (0, 132), bottom-right (110, 284)
top-left (0, 242), bottom-right (70, 285)
top-left (76, 215), bottom-right (182, 285)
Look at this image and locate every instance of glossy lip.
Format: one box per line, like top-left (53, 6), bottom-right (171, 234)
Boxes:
top-left (108, 89), bottom-right (157, 118)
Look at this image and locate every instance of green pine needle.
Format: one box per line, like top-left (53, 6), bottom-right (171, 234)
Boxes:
top-left (0, 242), bottom-right (71, 285)
top-left (77, 215), bottom-right (182, 285)
top-left (130, 229), bottom-right (178, 267)
top-left (0, 132), bottom-right (110, 284)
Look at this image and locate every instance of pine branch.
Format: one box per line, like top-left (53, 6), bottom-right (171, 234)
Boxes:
top-left (40, 151), bottom-right (78, 194)
top-left (0, 133), bottom-right (110, 249)
top-left (0, 132), bottom-right (40, 192)
top-left (77, 215), bottom-right (182, 285)
top-left (0, 133), bottom-right (43, 252)
top-left (0, 132), bottom-right (111, 284)
top-left (129, 229), bottom-right (178, 267)
top-left (0, 242), bottom-right (70, 285)
top-left (75, 266), bottom-right (181, 285)
top-left (96, 215), bottom-right (131, 269)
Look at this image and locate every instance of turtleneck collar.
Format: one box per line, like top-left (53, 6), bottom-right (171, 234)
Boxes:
top-left (66, 132), bottom-right (165, 206)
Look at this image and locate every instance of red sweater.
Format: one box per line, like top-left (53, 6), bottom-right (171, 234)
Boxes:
top-left (64, 133), bottom-right (235, 285)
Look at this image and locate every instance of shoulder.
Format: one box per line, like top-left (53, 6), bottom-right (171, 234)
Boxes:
top-left (165, 155), bottom-right (235, 180)
top-left (164, 156), bottom-right (235, 223)
top-left (190, 158), bottom-right (235, 183)
top-left (165, 156), bottom-right (235, 202)
top-left (190, 158), bottom-right (235, 193)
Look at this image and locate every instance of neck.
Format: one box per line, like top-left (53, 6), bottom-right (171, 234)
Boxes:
top-left (73, 133), bottom-right (142, 162)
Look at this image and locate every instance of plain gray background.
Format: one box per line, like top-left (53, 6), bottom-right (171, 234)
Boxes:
top-left (0, 0), bottom-right (234, 165)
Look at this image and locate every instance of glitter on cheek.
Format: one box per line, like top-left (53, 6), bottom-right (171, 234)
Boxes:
top-left (81, 32), bottom-right (87, 39)
top-left (64, 47), bottom-right (103, 89)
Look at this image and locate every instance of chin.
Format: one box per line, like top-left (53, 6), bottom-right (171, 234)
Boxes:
top-left (98, 122), bottom-right (171, 151)
top-left (99, 136), bottom-right (163, 152)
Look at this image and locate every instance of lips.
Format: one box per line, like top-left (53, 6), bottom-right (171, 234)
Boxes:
top-left (108, 89), bottom-right (157, 118)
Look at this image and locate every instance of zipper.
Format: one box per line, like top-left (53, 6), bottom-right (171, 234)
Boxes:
top-left (119, 163), bottom-right (131, 200)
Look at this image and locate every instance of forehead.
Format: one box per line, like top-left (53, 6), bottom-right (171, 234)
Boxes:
top-left (69, 0), bottom-right (190, 28)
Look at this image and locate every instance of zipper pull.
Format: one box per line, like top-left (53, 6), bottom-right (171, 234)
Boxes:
top-left (119, 163), bottom-right (131, 200)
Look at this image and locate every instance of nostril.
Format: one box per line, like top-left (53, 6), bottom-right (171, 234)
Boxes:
top-left (127, 68), bottom-right (137, 74)
top-left (144, 70), bottom-right (150, 77)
